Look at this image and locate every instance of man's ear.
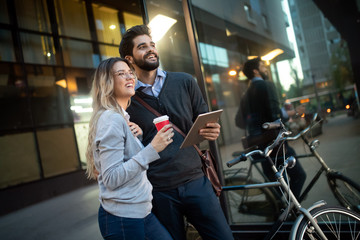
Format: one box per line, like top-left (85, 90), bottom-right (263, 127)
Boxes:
top-left (125, 56), bottom-right (134, 64)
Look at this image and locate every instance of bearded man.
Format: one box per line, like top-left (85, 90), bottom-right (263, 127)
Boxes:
top-left (235, 57), bottom-right (306, 199)
top-left (119, 25), bottom-right (233, 240)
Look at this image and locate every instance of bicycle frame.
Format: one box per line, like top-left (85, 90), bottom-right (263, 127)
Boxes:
top-left (223, 153), bottom-right (328, 240)
top-left (289, 130), bottom-right (333, 203)
top-left (225, 119), bottom-right (331, 239)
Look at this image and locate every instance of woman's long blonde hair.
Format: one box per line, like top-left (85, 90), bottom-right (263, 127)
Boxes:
top-left (86, 57), bottom-right (135, 179)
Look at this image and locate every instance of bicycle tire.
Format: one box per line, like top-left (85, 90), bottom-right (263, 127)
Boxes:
top-left (327, 171), bottom-right (360, 213)
top-left (294, 205), bottom-right (360, 240)
top-left (225, 176), bottom-right (281, 222)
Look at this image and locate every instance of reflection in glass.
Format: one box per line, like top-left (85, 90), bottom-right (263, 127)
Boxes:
top-left (0, 30), bottom-right (15, 62)
top-left (145, 0), bottom-right (195, 75)
top-left (21, 33), bottom-right (56, 65)
top-left (15, 0), bottom-right (51, 33)
top-left (191, 0), bottom-right (359, 226)
top-left (99, 44), bottom-right (120, 61)
top-left (0, 132), bottom-right (41, 189)
top-left (92, 4), bottom-right (120, 45)
top-left (61, 39), bottom-right (94, 68)
top-left (123, 12), bottom-right (143, 31)
top-left (0, 63), bottom-right (32, 130)
top-left (191, 0), bottom-right (297, 224)
top-left (0, 0), bottom-right (9, 24)
top-left (26, 65), bottom-right (72, 126)
top-left (37, 127), bottom-right (79, 177)
top-left (55, 0), bottom-right (91, 39)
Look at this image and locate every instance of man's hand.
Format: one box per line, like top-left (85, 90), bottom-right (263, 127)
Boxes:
top-left (199, 122), bottom-right (221, 141)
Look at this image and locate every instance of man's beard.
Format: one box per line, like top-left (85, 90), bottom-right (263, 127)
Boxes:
top-left (260, 71), bottom-right (268, 80)
top-left (133, 53), bottom-right (160, 71)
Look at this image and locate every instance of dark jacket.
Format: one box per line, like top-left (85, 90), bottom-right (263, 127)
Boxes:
top-left (235, 79), bottom-right (281, 147)
top-left (127, 72), bottom-right (209, 191)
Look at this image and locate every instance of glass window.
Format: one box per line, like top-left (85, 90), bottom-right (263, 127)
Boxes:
top-left (0, 62), bottom-right (32, 131)
top-left (92, 4), bottom-right (121, 45)
top-left (54, 0), bottom-right (91, 40)
top-left (0, 30), bottom-right (16, 62)
top-left (20, 33), bottom-right (56, 65)
top-left (99, 44), bottom-right (120, 61)
top-left (61, 39), bottom-right (95, 68)
top-left (123, 12), bottom-right (143, 30)
top-left (145, 0), bottom-right (195, 75)
top-left (26, 65), bottom-right (73, 127)
top-left (37, 127), bottom-right (79, 177)
top-left (0, 0), bottom-right (9, 24)
top-left (66, 66), bottom-right (94, 166)
top-left (15, 0), bottom-right (51, 33)
top-left (191, 0), bottom-right (359, 226)
top-left (0, 132), bottom-right (41, 189)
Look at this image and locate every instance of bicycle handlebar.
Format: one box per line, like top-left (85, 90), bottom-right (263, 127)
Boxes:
top-left (226, 145), bottom-right (259, 168)
top-left (227, 149), bottom-right (264, 168)
top-left (262, 119), bottom-right (282, 130)
top-left (227, 113), bottom-right (322, 168)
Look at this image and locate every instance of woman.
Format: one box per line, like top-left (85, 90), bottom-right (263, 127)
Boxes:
top-left (86, 57), bottom-right (174, 240)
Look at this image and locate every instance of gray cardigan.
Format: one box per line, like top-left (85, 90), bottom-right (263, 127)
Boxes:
top-left (94, 110), bottom-right (160, 218)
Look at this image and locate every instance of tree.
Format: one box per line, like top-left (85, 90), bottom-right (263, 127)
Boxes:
top-left (329, 41), bottom-right (354, 91)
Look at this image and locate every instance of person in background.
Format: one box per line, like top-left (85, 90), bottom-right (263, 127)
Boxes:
top-left (86, 57), bottom-right (174, 240)
top-left (119, 25), bottom-right (234, 240)
top-left (235, 57), bottom-right (306, 199)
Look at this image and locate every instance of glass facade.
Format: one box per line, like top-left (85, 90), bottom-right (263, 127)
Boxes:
top-left (1, 0), bottom-right (359, 232)
top-left (0, 0), bottom-right (143, 189)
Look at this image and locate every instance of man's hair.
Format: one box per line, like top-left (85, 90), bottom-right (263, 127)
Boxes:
top-left (242, 57), bottom-right (262, 79)
top-left (119, 25), bottom-right (152, 58)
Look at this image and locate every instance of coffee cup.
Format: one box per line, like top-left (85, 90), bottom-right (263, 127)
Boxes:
top-left (153, 115), bottom-right (170, 131)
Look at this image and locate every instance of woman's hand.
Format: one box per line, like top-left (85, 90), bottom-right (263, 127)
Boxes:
top-left (151, 124), bottom-right (174, 152)
top-left (128, 122), bottom-right (143, 138)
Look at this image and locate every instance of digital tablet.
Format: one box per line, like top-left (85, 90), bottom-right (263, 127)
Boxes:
top-left (180, 109), bottom-right (223, 149)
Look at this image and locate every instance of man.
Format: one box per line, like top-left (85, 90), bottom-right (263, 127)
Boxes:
top-left (119, 25), bottom-right (233, 240)
top-left (235, 57), bottom-right (306, 199)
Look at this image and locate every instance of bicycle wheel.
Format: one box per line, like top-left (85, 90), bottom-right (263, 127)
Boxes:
top-left (327, 171), bottom-right (360, 213)
top-left (225, 176), bottom-right (281, 222)
top-left (294, 205), bottom-right (360, 240)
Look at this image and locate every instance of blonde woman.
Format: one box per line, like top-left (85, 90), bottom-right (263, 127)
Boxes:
top-left (86, 57), bottom-right (174, 240)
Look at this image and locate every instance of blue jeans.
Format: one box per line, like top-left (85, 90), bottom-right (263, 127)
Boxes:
top-left (98, 206), bottom-right (172, 240)
top-left (152, 176), bottom-right (233, 240)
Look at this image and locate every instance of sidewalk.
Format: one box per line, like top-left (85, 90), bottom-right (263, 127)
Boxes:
top-left (0, 184), bottom-right (101, 240)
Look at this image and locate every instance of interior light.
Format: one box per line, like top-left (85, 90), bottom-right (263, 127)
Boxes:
top-left (148, 14), bottom-right (177, 42)
top-left (228, 70), bottom-right (237, 76)
top-left (238, 71), bottom-right (247, 81)
top-left (261, 48), bottom-right (284, 61)
top-left (74, 98), bottom-right (93, 104)
top-left (247, 56), bottom-right (258, 60)
top-left (46, 52), bottom-right (51, 57)
top-left (55, 79), bottom-right (67, 88)
top-left (70, 105), bottom-right (93, 113)
top-left (109, 25), bottom-right (116, 30)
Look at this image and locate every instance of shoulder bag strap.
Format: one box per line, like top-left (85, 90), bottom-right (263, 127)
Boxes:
top-left (133, 94), bottom-right (203, 156)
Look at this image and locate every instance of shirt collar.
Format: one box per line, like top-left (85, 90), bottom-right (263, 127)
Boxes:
top-left (251, 77), bottom-right (264, 82)
top-left (135, 68), bottom-right (167, 90)
top-left (121, 107), bottom-right (130, 122)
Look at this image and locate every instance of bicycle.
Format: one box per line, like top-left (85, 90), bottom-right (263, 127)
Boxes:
top-left (224, 118), bottom-right (360, 239)
top-left (225, 113), bottom-right (360, 222)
